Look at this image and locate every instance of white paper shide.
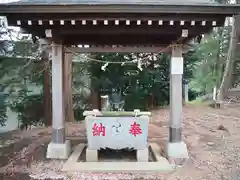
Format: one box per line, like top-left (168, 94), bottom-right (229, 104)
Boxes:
top-left (171, 57), bottom-right (183, 74)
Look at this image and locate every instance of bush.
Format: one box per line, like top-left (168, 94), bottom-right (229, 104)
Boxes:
top-left (9, 90), bottom-right (44, 129)
top-left (74, 107), bottom-right (85, 121)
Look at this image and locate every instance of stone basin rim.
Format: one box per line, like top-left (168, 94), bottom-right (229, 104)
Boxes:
top-left (83, 111), bottom-right (152, 117)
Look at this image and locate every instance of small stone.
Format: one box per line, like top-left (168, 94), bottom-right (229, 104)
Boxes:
top-left (209, 129), bottom-right (216, 132)
top-left (217, 125), bottom-right (229, 132)
top-left (207, 142), bottom-right (214, 146)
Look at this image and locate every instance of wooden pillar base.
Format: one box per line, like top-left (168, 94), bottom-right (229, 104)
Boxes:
top-left (209, 101), bottom-right (221, 108)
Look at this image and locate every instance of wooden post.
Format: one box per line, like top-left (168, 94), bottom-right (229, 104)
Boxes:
top-left (91, 89), bottom-right (101, 110)
top-left (169, 45), bottom-right (183, 143)
top-left (236, 15), bottom-right (240, 44)
top-left (39, 39), bottom-right (52, 126)
top-left (51, 42), bottom-right (65, 143)
top-left (63, 53), bottom-right (74, 122)
top-left (47, 42), bottom-right (70, 159)
top-left (167, 45), bottom-right (188, 159)
top-left (43, 53), bottom-right (52, 126)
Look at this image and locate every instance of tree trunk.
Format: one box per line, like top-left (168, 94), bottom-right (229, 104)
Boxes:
top-left (217, 17), bottom-right (238, 101)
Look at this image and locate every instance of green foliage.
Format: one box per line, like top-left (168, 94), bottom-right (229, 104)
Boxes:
top-left (88, 51), bottom-right (200, 110)
top-left (0, 55), bottom-right (45, 127)
top-left (73, 106), bottom-right (85, 121)
top-left (0, 92), bottom-right (7, 127)
top-left (189, 26), bottom-right (231, 94)
top-left (7, 60), bottom-right (45, 128)
top-left (0, 108), bottom-right (7, 127)
top-left (0, 20), bottom-right (44, 127)
top-left (9, 89), bottom-right (44, 128)
top-left (71, 56), bottom-right (92, 120)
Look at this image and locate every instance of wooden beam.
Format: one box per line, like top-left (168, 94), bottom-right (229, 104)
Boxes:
top-left (39, 43), bottom-right (191, 54)
top-left (61, 34), bottom-right (185, 46)
top-left (57, 25), bottom-right (211, 36)
top-left (64, 46), bottom-right (168, 53)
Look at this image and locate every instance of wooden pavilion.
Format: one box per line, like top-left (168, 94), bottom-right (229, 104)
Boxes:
top-left (0, 0), bottom-right (239, 160)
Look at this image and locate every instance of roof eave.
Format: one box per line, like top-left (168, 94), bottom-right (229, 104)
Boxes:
top-left (0, 4), bottom-right (239, 15)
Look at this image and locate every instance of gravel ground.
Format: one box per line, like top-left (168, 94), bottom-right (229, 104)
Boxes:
top-left (0, 104), bottom-right (240, 180)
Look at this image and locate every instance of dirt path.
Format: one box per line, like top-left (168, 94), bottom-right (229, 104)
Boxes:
top-left (0, 105), bottom-right (240, 179)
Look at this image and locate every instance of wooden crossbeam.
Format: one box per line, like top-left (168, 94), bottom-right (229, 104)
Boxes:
top-left (64, 46), bottom-right (168, 53)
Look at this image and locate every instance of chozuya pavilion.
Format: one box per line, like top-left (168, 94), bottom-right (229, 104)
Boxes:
top-left (0, 0), bottom-right (240, 172)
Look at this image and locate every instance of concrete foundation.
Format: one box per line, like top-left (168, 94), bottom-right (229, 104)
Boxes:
top-left (86, 148), bottom-right (98, 162)
top-left (62, 143), bottom-right (173, 172)
top-left (137, 148), bottom-right (149, 162)
top-left (46, 140), bottom-right (71, 159)
top-left (166, 141), bottom-right (189, 159)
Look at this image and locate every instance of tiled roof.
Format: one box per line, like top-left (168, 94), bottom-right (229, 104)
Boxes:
top-left (6, 0), bottom-right (216, 5)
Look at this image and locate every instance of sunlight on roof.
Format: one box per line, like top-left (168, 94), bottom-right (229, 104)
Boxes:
top-left (0, 0), bottom-right (20, 3)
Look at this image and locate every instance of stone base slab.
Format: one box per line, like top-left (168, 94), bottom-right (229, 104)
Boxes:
top-left (46, 140), bottom-right (71, 159)
top-left (86, 147), bottom-right (149, 162)
top-left (136, 148), bottom-right (148, 162)
top-left (86, 148), bottom-right (98, 162)
top-left (62, 143), bottom-right (173, 172)
top-left (166, 141), bottom-right (189, 159)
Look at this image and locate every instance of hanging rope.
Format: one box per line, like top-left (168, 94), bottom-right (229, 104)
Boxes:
top-left (64, 37), bottom-right (183, 64)
top-left (2, 26), bottom-right (186, 76)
